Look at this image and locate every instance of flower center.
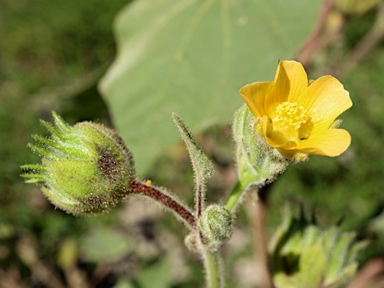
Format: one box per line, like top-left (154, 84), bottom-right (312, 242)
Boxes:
top-left (274, 102), bottom-right (308, 130)
top-left (272, 102), bottom-right (312, 141)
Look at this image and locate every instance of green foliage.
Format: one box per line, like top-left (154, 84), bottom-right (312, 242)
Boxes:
top-left (115, 257), bottom-right (173, 288)
top-left (344, 10), bottom-right (376, 48)
top-left (172, 113), bottom-right (214, 187)
top-left (0, 0), bottom-right (130, 94)
top-left (99, 0), bottom-right (321, 174)
top-left (270, 209), bottom-right (366, 288)
top-left (80, 228), bottom-right (133, 263)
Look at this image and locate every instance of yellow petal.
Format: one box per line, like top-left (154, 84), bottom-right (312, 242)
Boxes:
top-left (300, 76), bottom-right (352, 130)
top-left (297, 129), bottom-right (351, 157)
top-left (266, 137), bottom-right (298, 151)
top-left (266, 60), bottom-right (308, 118)
top-left (240, 82), bottom-right (273, 118)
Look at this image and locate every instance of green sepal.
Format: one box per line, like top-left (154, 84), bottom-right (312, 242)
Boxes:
top-left (32, 134), bottom-right (58, 148)
top-left (52, 111), bottom-right (73, 133)
top-left (21, 173), bottom-right (47, 183)
top-left (20, 164), bottom-right (47, 171)
top-left (27, 143), bottom-right (56, 159)
top-left (40, 119), bottom-right (66, 140)
top-left (226, 105), bottom-right (289, 211)
top-left (233, 105), bottom-right (288, 182)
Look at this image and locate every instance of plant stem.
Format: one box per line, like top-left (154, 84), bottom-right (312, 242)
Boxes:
top-left (196, 180), bottom-right (204, 218)
top-left (129, 180), bottom-right (196, 230)
top-left (246, 185), bottom-right (274, 288)
top-left (202, 248), bottom-right (223, 288)
top-left (295, 0), bottom-right (336, 66)
top-left (225, 178), bottom-right (266, 213)
top-left (129, 180), bottom-right (223, 287)
top-left (224, 180), bottom-right (246, 212)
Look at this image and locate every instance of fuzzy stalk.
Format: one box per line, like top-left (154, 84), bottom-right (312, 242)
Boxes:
top-left (225, 180), bottom-right (249, 213)
top-left (129, 180), bottom-right (196, 230)
top-left (202, 248), bottom-right (224, 288)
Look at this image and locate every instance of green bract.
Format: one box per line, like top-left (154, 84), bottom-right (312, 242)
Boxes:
top-left (21, 112), bottom-right (135, 216)
top-left (225, 105), bottom-right (290, 212)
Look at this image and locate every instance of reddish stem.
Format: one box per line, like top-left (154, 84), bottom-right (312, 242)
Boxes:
top-left (129, 180), bottom-right (196, 230)
top-left (295, 0), bottom-right (337, 66)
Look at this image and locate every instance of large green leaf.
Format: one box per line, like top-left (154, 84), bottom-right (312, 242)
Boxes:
top-left (79, 228), bottom-right (133, 262)
top-left (99, 0), bottom-right (320, 174)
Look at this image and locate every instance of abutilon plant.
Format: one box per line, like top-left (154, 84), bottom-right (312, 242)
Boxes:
top-left (21, 60), bottom-right (366, 288)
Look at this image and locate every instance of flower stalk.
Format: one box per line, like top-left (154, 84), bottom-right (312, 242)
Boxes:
top-left (202, 249), bottom-right (223, 288)
top-left (129, 179), bottom-right (196, 230)
top-left (225, 180), bottom-right (254, 213)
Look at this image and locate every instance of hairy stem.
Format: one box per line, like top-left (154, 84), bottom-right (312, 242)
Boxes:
top-left (225, 178), bottom-right (267, 213)
top-left (202, 249), bottom-right (223, 288)
top-left (129, 180), bottom-right (224, 287)
top-left (225, 180), bottom-right (247, 213)
top-left (196, 179), bottom-right (204, 219)
top-left (129, 180), bottom-right (196, 230)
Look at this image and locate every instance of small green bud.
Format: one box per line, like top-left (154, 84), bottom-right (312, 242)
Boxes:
top-left (269, 208), bottom-right (367, 288)
top-left (21, 112), bottom-right (135, 216)
top-left (199, 204), bottom-right (233, 250)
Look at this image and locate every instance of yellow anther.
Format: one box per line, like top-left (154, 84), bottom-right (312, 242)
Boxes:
top-left (273, 102), bottom-right (309, 130)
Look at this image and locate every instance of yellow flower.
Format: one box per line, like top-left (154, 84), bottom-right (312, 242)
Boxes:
top-left (240, 60), bottom-right (352, 157)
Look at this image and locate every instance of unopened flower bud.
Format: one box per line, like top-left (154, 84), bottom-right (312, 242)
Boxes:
top-left (21, 112), bottom-right (135, 216)
top-left (199, 204), bottom-right (233, 250)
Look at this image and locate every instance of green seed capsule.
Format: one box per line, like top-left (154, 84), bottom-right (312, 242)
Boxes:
top-left (21, 112), bottom-right (135, 216)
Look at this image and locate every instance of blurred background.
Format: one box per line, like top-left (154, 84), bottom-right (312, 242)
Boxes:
top-left (1, 0), bottom-right (384, 287)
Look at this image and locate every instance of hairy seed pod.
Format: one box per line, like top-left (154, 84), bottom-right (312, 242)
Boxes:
top-left (21, 112), bottom-right (135, 216)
